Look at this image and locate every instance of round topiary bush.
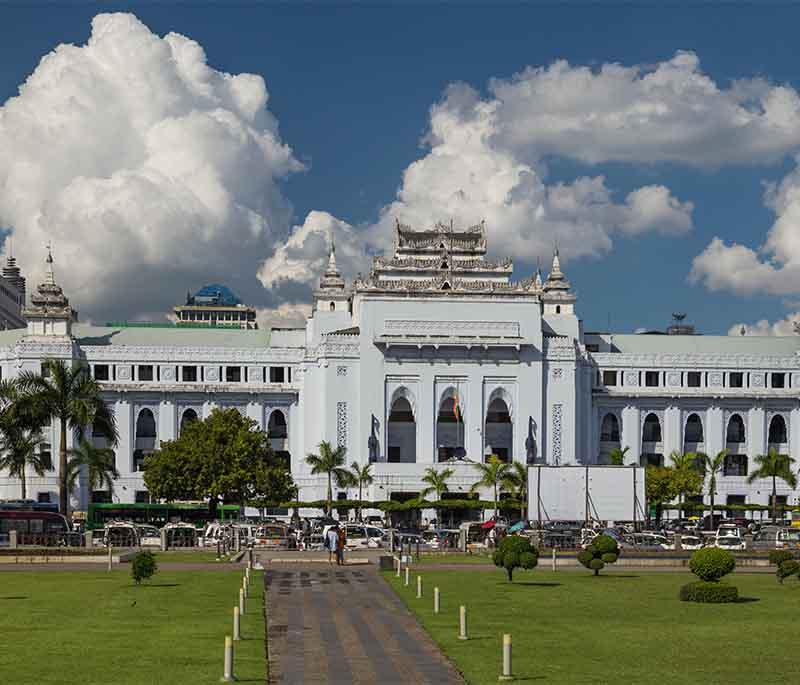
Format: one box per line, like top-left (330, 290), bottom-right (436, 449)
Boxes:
top-left (131, 550), bottom-right (158, 585)
top-left (769, 549), bottom-right (795, 567)
top-left (679, 580), bottom-right (738, 603)
top-left (492, 535), bottom-right (539, 581)
top-left (578, 535), bottom-right (620, 576)
top-left (688, 547), bottom-right (736, 582)
top-left (777, 559), bottom-right (800, 584)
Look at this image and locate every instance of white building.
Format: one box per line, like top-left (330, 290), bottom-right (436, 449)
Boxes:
top-left (1, 225), bottom-right (799, 518)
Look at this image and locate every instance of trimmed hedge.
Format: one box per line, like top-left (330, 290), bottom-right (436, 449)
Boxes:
top-left (768, 549), bottom-right (795, 566)
top-left (492, 535), bottom-right (538, 581)
top-left (777, 559), bottom-right (800, 584)
top-left (689, 547), bottom-right (736, 582)
top-left (578, 534), bottom-right (620, 576)
top-left (679, 581), bottom-right (738, 603)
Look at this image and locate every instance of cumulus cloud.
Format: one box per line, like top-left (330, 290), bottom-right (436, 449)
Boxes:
top-left (728, 312), bottom-right (800, 336)
top-left (0, 13), bottom-right (302, 322)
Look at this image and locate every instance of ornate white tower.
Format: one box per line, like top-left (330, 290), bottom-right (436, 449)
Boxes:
top-left (23, 247), bottom-right (77, 338)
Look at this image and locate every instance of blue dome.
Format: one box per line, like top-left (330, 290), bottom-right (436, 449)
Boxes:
top-left (192, 284), bottom-right (242, 306)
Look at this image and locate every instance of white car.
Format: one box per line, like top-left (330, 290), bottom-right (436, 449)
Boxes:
top-left (715, 536), bottom-right (746, 551)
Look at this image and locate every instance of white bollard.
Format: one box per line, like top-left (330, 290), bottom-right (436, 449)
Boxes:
top-left (222, 635), bottom-right (235, 682)
top-left (434, 586), bottom-right (440, 614)
top-left (243, 577), bottom-right (248, 599)
top-left (499, 634), bottom-right (513, 681)
top-left (551, 547), bottom-right (556, 572)
top-left (459, 605), bottom-right (468, 640)
top-left (396, 558), bottom-right (401, 577)
top-left (416, 575), bottom-right (422, 599)
top-left (239, 587), bottom-right (246, 616)
top-left (233, 606), bottom-right (241, 641)
top-left (107, 542), bottom-right (112, 572)
top-left (404, 566), bottom-right (410, 587)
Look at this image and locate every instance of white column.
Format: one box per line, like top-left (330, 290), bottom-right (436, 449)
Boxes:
top-left (705, 406), bottom-right (724, 457)
top-left (749, 406), bottom-right (766, 458)
top-left (621, 405), bottom-right (640, 463)
top-left (663, 405), bottom-right (681, 457)
top-left (159, 399), bottom-right (176, 443)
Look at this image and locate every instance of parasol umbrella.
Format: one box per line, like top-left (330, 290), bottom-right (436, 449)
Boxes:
top-left (481, 520), bottom-right (496, 530)
top-left (508, 521), bottom-right (525, 533)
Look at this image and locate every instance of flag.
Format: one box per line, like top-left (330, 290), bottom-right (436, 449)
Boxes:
top-left (453, 392), bottom-right (461, 422)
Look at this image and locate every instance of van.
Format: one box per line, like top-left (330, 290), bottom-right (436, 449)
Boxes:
top-left (752, 526), bottom-right (800, 550)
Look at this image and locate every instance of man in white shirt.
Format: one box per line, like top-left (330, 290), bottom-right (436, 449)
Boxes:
top-left (326, 525), bottom-right (339, 564)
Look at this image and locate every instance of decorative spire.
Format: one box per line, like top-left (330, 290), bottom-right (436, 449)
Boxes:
top-left (327, 237), bottom-right (338, 273)
top-left (534, 267), bottom-right (542, 288)
top-left (550, 246), bottom-right (563, 279)
top-left (45, 242), bottom-right (56, 286)
top-left (543, 245), bottom-right (572, 293)
top-left (318, 235), bottom-right (346, 291)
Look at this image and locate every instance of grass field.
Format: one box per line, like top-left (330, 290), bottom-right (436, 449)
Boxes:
top-left (150, 550), bottom-right (238, 563)
top-left (0, 568), bottom-right (265, 684)
top-left (416, 552), bottom-right (494, 565)
top-left (386, 568), bottom-right (799, 684)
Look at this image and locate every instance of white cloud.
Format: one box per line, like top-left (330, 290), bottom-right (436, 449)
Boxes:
top-left (0, 13), bottom-right (302, 322)
top-left (728, 312), bottom-right (800, 336)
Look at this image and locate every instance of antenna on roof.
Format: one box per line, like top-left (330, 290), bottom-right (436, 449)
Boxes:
top-left (672, 312), bottom-right (686, 323)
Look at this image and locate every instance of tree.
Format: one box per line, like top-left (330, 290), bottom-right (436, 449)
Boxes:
top-left (348, 462), bottom-right (373, 521)
top-left (577, 534), bottom-right (619, 576)
top-left (131, 550), bottom-right (158, 585)
top-left (18, 359), bottom-right (118, 515)
top-left (609, 446), bottom-right (629, 466)
top-left (501, 462), bottom-right (528, 521)
top-left (492, 535), bottom-right (538, 581)
top-left (305, 441), bottom-right (350, 516)
top-left (67, 438), bottom-right (119, 499)
top-left (0, 427), bottom-right (47, 500)
top-left (698, 449), bottom-right (729, 531)
top-left (645, 466), bottom-right (680, 524)
top-left (747, 448), bottom-right (798, 521)
top-left (668, 451), bottom-right (704, 519)
top-left (144, 408), bottom-right (295, 512)
top-left (470, 455), bottom-right (509, 519)
top-left (420, 466), bottom-right (454, 501)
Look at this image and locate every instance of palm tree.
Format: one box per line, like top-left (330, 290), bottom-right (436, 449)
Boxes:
top-left (609, 446), bottom-right (629, 466)
top-left (471, 455), bottom-right (509, 519)
top-left (420, 467), bottom-right (454, 501)
top-left (669, 451), bottom-right (703, 519)
top-left (18, 359), bottom-right (118, 515)
top-left (0, 427), bottom-right (48, 499)
top-left (67, 438), bottom-right (119, 500)
top-left (747, 448), bottom-right (798, 521)
top-left (698, 449), bottom-right (728, 531)
top-left (348, 462), bottom-right (373, 521)
top-left (501, 462), bottom-right (528, 521)
top-left (305, 441), bottom-right (350, 515)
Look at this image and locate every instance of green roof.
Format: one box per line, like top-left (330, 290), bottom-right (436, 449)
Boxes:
top-left (73, 324), bottom-right (271, 349)
top-left (600, 333), bottom-right (800, 356)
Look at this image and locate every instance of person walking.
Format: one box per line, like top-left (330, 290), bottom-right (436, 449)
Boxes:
top-left (326, 524), bottom-right (339, 565)
top-left (336, 525), bottom-right (347, 566)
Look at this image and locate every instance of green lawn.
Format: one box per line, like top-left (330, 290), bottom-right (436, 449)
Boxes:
top-left (386, 568), bottom-right (799, 684)
top-left (150, 550), bottom-right (239, 563)
top-left (0, 569), bottom-right (266, 684)
top-left (415, 552), bottom-right (494, 565)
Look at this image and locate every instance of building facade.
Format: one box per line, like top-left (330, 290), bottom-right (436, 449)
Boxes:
top-left (1, 225), bottom-right (800, 517)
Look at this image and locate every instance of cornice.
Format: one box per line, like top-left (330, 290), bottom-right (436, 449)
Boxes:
top-left (591, 352), bottom-right (800, 369)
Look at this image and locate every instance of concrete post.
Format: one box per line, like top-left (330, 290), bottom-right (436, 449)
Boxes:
top-left (674, 534), bottom-right (682, 551)
top-left (242, 577), bottom-right (248, 599)
top-left (160, 528), bottom-right (168, 552)
top-left (235, 532), bottom-right (241, 554)
top-left (8, 530), bottom-right (17, 549)
top-left (221, 635), bottom-right (235, 682)
top-left (233, 606), bottom-right (241, 641)
top-left (416, 575), bottom-right (422, 599)
top-left (404, 566), bottom-right (410, 587)
top-left (84, 531), bottom-right (93, 549)
top-left (395, 558), bottom-right (401, 577)
top-left (239, 587), bottom-right (245, 616)
top-left (459, 605), bottom-right (468, 640)
top-left (107, 542), bottom-right (112, 572)
top-left (551, 548), bottom-right (556, 571)
top-left (499, 634), bottom-right (513, 681)
top-left (434, 587), bottom-right (440, 614)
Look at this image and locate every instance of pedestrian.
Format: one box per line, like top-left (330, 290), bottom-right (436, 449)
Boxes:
top-left (336, 525), bottom-right (346, 566)
top-left (326, 525), bottom-right (339, 565)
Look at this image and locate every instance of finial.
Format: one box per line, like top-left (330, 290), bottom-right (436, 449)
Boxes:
top-left (327, 234), bottom-right (338, 272)
top-left (45, 241), bottom-right (56, 285)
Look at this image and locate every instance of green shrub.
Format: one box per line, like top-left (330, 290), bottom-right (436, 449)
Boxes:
top-left (131, 550), bottom-right (158, 585)
top-left (769, 549), bottom-right (795, 566)
top-left (689, 547), bottom-right (735, 582)
top-left (578, 535), bottom-right (620, 576)
top-left (679, 580), bottom-right (738, 603)
top-left (777, 559), bottom-right (800, 584)
top-left (492, 535), bottom-right (538, 581)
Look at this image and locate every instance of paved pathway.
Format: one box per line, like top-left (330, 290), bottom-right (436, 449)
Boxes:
top-left (264, 563), bottom-right (464, 685)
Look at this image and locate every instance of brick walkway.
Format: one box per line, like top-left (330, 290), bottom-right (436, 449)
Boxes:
top-left (265, 564), bottom-right (464, 684)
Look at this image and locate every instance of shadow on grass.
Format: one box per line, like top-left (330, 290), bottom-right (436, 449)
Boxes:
top-left (0, 596), bottom-right (27, 600)
top-left (133, 583), bottom-right (181, 588)
top-left (514, 581), bottom-right (561, 587)
top-left (735, 597), bottom-right (760, 604)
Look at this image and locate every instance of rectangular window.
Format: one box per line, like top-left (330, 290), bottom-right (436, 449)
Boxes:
top-left (687, 372), bottom-right (701, 388)
top-left (182, 365), bottom-right (197, 382)
top-left (729, 372), bottom-right (743, 388)
top-left (772, 372), bottom-right (786, 389)
top-left (287, 367), bottom-right (292, 383)
top-left (93, 364), bottom-right (110, 381)
top-left (134, 490), bottom-right (151, 504)
top-left (269, 367), bottom-right (285, 383)
top-left (138, 365), bottom-right (154, 381)
top-left (645, 371), bottom-right (659, 387)
top-left (602, 370), bottom-right (617, 386)
top-left (388, 446), bottom-right (401, 463)
top-left (226, 366), bottom-right (241, 383)
top-left (37, 492), bottom-right (51, 504)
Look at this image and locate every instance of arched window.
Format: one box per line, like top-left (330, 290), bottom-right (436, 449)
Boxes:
top-left (642, 413), bottom-right (662, 443)
top-left (437, 393), bottom-right (464, 462)
top-left (600, 413), bottom-right (620, 442)
top-left (180, 409), bottom-right (198, 435)
top-left (388, 396), bottom-right (416, 463)
top-left (485, 397), bottom-right (512, 463)
top-left (726, 414), bottom-right (746, 444)
top-left (768, 414), bottom-right (788, 445)
top-left (134, 409), bottom-right (157, 471)
top-left (684, 414), bottom-right (704, 444)
top-left (555, 305), bottom-right (561, 314)
top-left (329, 302), bottom-right (335, 311)
top-left (267, 410), bottom-right (287, 440)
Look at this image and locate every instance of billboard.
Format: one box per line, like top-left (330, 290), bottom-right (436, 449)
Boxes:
top-left (528, 465), bottom-right (646, 523)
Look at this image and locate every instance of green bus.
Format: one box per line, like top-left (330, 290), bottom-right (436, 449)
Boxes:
top-left (86, 502), bottom-right (240, 530)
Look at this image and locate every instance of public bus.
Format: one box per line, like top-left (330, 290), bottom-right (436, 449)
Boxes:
top-left (0, 509), bottom-right (72, 546)
top-left (86, 502), bottom-right (240, 530)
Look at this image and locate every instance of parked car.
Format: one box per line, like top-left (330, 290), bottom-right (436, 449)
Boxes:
top-left (715, 536), bottom-right (746, 551)
top-left (135, 524), bottom-right (161, 547)
top-left (344, 524), bottom-right (383, 549)
top-left (751, 526), bottom-right (800, 550)
top-left (666, 534), bottom-right (704, 550)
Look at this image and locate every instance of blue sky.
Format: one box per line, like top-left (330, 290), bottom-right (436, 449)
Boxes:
top-left (2, 3), bottom-right (800, 334)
